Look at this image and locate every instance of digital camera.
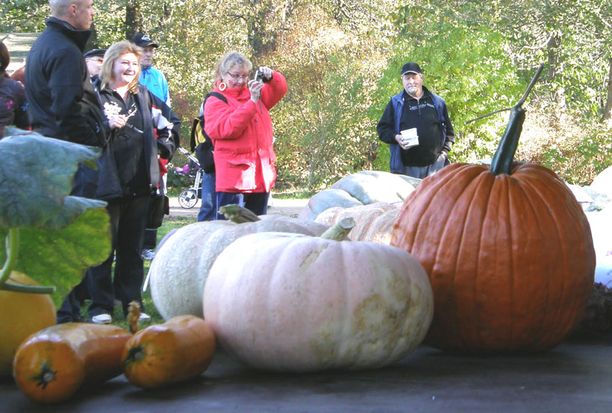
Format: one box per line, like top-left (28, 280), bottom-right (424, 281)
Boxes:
top-left (254, 68), bottom-right (268, 82)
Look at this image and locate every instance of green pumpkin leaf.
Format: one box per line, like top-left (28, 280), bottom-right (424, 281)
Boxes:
top-left (46, 196), bottom-right (108, 228)
top-left (0, 128), bottom-right (110, 301)
top-left (0, 206), bottom-right (111, 304)
top-left (0, 130), bottom-right (100, 229)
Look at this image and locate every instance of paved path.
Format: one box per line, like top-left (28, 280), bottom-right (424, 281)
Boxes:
top-left (1, 32), bottom-right (38, 74)
top-left (168, 196), bottom-right (308, 220)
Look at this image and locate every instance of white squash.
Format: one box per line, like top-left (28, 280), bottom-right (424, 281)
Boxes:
top-left (299, 170), bottom-right (418, 221)
top-left (149, 214), bottom-right (328, 320)
top-left (204, 220), bottom-right (433, 372)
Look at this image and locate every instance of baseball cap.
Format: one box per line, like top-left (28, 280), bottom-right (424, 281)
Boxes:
top-left (401, 62), bottom-right (423, 76)
top-left (83, 48), bottom-right (106, 59)
top-left (131, 33), bottom-right (159, 48)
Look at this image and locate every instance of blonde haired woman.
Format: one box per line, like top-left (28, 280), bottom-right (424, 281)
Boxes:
top-left (203, 51), bottom-right (287, 219)
top-left (86, 40), bottom-right (176, 324)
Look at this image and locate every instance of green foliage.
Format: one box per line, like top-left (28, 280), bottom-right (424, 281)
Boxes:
top-left (270, 4), bottom-right (392, 190)
top-left (166, 167), bottom-right (194, 193)
top-left (3, 0), bottom-right (609, 189)
top-left (0, 0), bottom-right (46, 32)
top-left (519, 114), bottom-right (612, 185)
top-left (275, 53), bottom-right (376, 189)
top-left (372, 20), bottom-right (525, 167)
top-left (89, 1), bottom-right (127, 47)
top-left (7, 207), bottom-right (111, 306)
top-left (492, 0), bottom-right (611, 119)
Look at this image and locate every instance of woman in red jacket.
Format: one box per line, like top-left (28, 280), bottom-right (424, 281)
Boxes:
top-left (203, 51), bottom-right (288, 218)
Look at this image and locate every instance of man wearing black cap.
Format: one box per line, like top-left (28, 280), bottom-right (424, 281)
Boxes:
top-left (131, 32), bottom-right (172, 261)
top-left (83, 48), bottom-right (105, 81)
top-left (131, 32), bottom-right (170, 106)
top-left (377, 62), bottom-right (455, 178)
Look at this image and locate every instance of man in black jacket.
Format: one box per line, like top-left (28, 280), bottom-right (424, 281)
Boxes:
top-left (26, 0), bottom-right (109, 324)
top-left (377, 62), bottom-right (455, 178)
top-left (25, 0), bottom-right (106, 147)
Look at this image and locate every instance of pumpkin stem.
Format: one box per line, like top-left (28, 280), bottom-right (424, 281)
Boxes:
top-left (220, 204), bottom-right (261, 223)
top-left (320, 217), bottom-right (355, 241)
top-left (124, 345), bottom-right (146, 367)
top-left (490, 64), bottom-right (544, 176)
top-left (0, 229), bottom-right (55, 294)
top-left (127, 301), bottom-right (141, 334)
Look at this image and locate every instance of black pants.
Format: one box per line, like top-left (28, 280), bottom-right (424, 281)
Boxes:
top-left (143, 228), bottom-right (157, 250)
top-left (57, 195), bottom-right (150, 322)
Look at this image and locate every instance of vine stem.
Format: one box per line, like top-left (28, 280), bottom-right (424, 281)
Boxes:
top-left (320, 217), bottom-right (355, 241)
top-left (220, 204), bottom-right (261, 223)
top-left (0, 228), bottom-right (55, 294)
top-left (0, 228), bottom-right (19, 286)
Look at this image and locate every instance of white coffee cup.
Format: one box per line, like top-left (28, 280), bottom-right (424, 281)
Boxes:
top-left (400, 128), bottom-right (419, 148)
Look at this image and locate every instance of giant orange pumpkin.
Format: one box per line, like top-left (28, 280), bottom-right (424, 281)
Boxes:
top-left (391, 66), bottom-right (595, 353)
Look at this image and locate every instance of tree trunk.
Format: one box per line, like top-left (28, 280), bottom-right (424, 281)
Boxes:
top-left (547, 32), bottom-right (567, 112)
top-left (247, 0), bottom-right (296, 61)
top-left (603, 57), bottom-right (612, 122)
top-left (125, 1), bottom-right (142, 39)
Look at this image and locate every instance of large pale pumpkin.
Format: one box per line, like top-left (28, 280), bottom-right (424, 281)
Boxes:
top-left (391, 68), bottom-right (595, 352)
top-left (149, 212), bottom-right (328, 320)
top-left (0, 271), bottom-right (56, 378)
top-left (204, 220), bottom-right (433, 372)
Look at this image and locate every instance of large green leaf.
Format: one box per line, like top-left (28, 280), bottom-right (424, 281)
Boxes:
top-left (0, 206), bottom-right (111, 304)
top-left (0, 129), bottom-right (100, 229)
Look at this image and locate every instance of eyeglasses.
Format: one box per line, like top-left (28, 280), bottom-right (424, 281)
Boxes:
top-left (227, 72), bottom-right (250, 81)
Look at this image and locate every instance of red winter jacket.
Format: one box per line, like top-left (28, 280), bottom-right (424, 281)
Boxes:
top-left (203, 71), bottom-right (287, 193)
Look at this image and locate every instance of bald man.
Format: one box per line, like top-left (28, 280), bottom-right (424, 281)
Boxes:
top-left (25, 0), bottom-right (106, 147)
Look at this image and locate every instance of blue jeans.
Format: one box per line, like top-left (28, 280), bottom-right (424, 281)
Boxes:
top-left (197, 172), bottom-right (216, 221)
top-left (216, 192), bottom-right (269, 220)
top-left (399, 153), bottom-right (449, 178)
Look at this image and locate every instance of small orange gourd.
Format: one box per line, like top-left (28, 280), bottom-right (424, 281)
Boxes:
top-left (12, 323), bottom-right (131, 404)
top-left (0, 271), bottom-right (56, 378)
top-left (122, 315), bottom-right (216, 389)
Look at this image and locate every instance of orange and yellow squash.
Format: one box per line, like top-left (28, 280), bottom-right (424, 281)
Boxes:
top-left (122, 315), bottom-right (216, 389)
top-left (12, 323), bottom-right (131, 403)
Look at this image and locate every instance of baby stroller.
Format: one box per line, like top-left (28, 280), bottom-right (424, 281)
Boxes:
top-left (175, 147), bottom-right (202, 209)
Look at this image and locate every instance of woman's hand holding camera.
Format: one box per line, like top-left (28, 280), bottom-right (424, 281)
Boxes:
top-left (249, 66), bottom-right (273, 102)
top-left (249, 80), bottom-right (264, 102)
